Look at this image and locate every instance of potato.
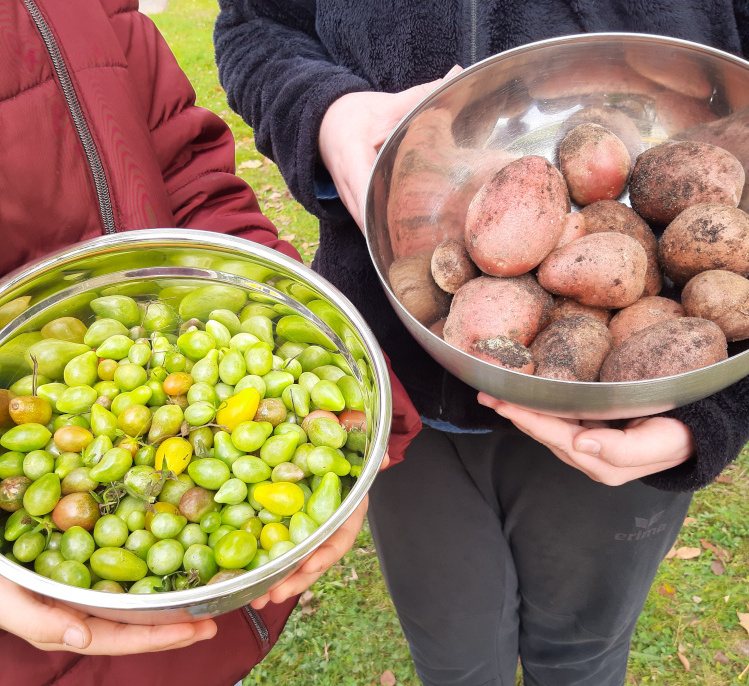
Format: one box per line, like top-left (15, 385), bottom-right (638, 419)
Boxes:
top-left (464, 155), bottom-right (570, 276)
top-left (555, 212), bottom-right (587, 250)
top-left (537, 232), bottom-right (647, 308)
top-left (558, 123), bottom-right (631, 206)
top-left (430, 238), bottom-right (480, 294)
top-left (629, 141), bottom-right (745, 226)
top-left (672, 109), bottom-right (749, 212)
top-left (443, 274), bottom-right (553, 353)
top-left (470, 336), bottom-right (535, 374)
top-left (658, 203), bottom-right (749, 286)
top-left (580, 200), bottom-right (662, 296)
top-left (529, 315), bottom-right (613, 381)
top-left (600, 317), bottom-right (727, 382)
top-left (550, 297), bottom-right (612, 326)
top-left (608, 296), bottom-right (685, 347)
top-left (388, 251), bottom-right (451, 326)
top-left (557, 104), bottom-right (646, 164)
top-left (681, 270), bottom-right (749, 342)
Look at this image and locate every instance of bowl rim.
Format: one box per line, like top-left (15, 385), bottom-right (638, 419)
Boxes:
top-left (0, 228), bottom-right (392, 612)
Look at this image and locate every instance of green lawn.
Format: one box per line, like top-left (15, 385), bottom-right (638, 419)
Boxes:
top-left (150, 2), bottom-right (749, 683)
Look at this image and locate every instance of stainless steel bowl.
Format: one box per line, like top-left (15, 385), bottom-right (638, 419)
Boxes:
top-left (365, 33), bottom-right (749, 420)
top-left (0, 229), bottom-right (391, 624)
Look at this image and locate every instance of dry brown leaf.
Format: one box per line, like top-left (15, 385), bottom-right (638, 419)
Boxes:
top-left (380, 669), bottom-right (397, 686)
top-left (736, 640), bottom-right (749, 656)
top-left (665, 547), bottom-right (677, 559)
top-left (700, 538), bottom-right (730, 560)
top-left (677, 651), bottom-right (691, 671)
top-left (714, 650), bottom-right (731, 665)
top-left (683, 516), bottom-right (697, 526)
top-left (692, 596), bottom-right (702, 603)
top-left (675, 547), bottom-right (702, 559)
top-left (738, 612), bottom-right (749, 635)
top-left (238, 159), bottom-right (262, 170)
top-left (269, 192), bottom-right (282, 200)
top-left (712, 559), bottom-right (726, 576)
top-left (657, 583), bottom-right (676, 598)
top-left (300, 589), bottom-right (315, 615)
top-left (715, 474), bottom-right (732, 483)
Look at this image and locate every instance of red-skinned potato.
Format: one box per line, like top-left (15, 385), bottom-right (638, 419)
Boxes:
top-left (658, 203), bottom-right (749, 286)
top-left (600, 317), bottom-right (727, 382)
top-left (555, 212), bottom-right (587, 250)
top-left (464, 155), bottom-right (570, 276)
top-left (529, 315), bottom-right (613, 381)
top-left (580, 199), bottom-right (662, 296)
top-left (629, 141), bottom-right (745, 226)
top-left (681, 270), bottom-right (749, 342)
top-left (537, 232), bottom-right (647, 308)
top-left (608, 296), bottom-right (685, 347)
top-left (431, 237), bottom-right (481, 294)
top-left (470, 336), bottom-right (535, 374)
top-left (443, 274), bottom-right (553, 352)
top-left (559, 123), bottom-right (631, 206)
top-left (550, 297), bottom-right (612, 326)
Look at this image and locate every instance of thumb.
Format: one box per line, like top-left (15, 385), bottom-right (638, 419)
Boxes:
top-left (2, 583), bottom-right (92, 649)
top-left (394, 64), bottom-right (464, 108)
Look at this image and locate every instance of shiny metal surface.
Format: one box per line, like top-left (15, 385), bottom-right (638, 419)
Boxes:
top-left (365, 33), bottom-right (749, 419)
top-left (0, 229), bottom-right (391, 624)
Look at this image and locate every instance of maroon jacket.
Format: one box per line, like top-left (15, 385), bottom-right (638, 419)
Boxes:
top-left (0, 0), bottom-right (421, 683)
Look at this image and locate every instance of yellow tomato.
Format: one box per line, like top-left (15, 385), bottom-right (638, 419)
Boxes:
top-left (155, 436), bottom-right (193, 476)
top-left (215, 387), bottom-right (260, 433)
top-left (144, 501), bottom-right (180, 531)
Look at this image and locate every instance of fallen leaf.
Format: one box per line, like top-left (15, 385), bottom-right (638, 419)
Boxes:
top-left (683, 516), bottom-right (698, 526)
top-left (675, 547), bottom-right (702, 559)
top-left (665, 547), bottom-right (677, 559)
top-left (380, 669), bottom-right (397, 686)
top-left (715, 474), bottom-right (732, 483)
top-left (657, 583), bottom-right (676, 598)
top-left (268, 192), bottom-right (282, 200)
top-left (714, 650), bottom-right (731, 665)
top-left (677, 651), bottom-right (691, 671)
top-left (736, 640), bottom-right (749, 656)
top-left (324, 642), bottom-right (330, 663)
top-left (692, 596), bottom-right (702, 603)
top-left (712, 559), bottom-right (726, 576)
top-left (739, 612), bottom-right (749, 635)
top-left (279, 234), bottom-right (296, 242)
top-left (238, 159), bottom-right (262, 169)
top-left (300, 589), bottom-right (315, 615)
top-left (700, 539), bottom-right (730, 560)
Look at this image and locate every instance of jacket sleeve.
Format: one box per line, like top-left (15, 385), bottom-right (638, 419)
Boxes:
top-left (213, 0), bottom-right (371, 220)
top-left (109, 3), bottom-right (301, 262)
top-left (639, 374), bottom-right (749, 492)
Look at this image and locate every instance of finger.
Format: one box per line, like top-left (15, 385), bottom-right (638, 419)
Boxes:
top-left (33, 618), bottom-right (219, 655)
top-left (0, 584), bottom-right (94, 650)
top-left (566, 451), bottom-right (690, 486)
top-left (379, 451), bottom-right (391, 471)
top-left (573, 417), bottom-right (694, 470)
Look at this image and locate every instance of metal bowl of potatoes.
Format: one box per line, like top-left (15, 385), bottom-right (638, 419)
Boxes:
top-left (0, 229), bottom-right (391, 624)
top-left (364, 33), bottom-right (749, 420)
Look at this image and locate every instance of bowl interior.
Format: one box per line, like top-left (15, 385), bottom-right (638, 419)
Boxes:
top-left (0, 230), bottom-right (390, 622)
top-left (365, 33), bottom-right (749, 419)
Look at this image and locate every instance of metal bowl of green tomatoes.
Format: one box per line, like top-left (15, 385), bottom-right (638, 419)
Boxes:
top-left (0, 229), bottom-right (391, 624)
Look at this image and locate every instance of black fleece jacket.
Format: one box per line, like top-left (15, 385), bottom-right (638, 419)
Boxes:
top-left (214, 0), bottom-right (749, 491)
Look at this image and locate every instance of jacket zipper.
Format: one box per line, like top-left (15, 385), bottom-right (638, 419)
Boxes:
top-left (23, 0), bottom-right (117, 234)
top-left (244, 605), bottom-right (271, 649)
top-left (469, 0), bottom-right (478, 64)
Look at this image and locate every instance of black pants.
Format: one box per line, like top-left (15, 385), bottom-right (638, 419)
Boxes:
top-left (368, 426), bottom-right (693, 686)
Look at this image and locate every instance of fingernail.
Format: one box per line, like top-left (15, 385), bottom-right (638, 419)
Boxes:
top-left (63, 626), bottom-right (85, 649)
top-left (445, 64), bottom-right (463, 77)
top-left (576, 439), bottom-right (601, 456)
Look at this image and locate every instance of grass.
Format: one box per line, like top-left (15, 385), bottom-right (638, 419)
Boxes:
top-left (150, 2), bottom-right (749, 683)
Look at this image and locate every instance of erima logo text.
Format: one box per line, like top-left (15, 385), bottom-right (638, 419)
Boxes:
top-left (614, 511), bottom-right (667, 541)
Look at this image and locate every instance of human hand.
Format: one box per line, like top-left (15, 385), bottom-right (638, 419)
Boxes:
top-left (250, 451), bottom-right (390, 609)
top-left (318, 66), bottom-right (463, 229)
top-left (0, 574), bottom-right (217, 654)
top-left (477, 394), bottom-right (694, 486)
